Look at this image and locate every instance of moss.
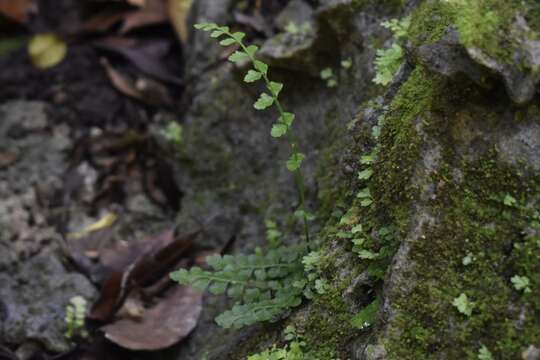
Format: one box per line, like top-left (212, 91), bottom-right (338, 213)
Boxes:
top-left (377, 65), bottom-right (540, 358)
top-left (407, 0), bottom-right (454, 46)
top-left (386, 154), bottom-right (540, 359)
top-left (372, 66), bottom-right (445, 229)
top-left (302, 286), bottom-right (359, 359)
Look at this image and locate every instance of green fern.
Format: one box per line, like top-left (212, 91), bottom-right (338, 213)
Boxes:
top-left (194, 22), bottom-right (311, 242)
top-left (373, 16), bottom-right (410, 86)
top-left (170, 245), bottom-right (307, 328)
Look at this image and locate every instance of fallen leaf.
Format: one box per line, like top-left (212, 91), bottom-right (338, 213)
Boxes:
top-left (127, 0), bottom-right (146, 6)
top-left (94, 38), bottom-right (183, 85)
top-left (28, 33), bottom-right (67, 69)
top-left (100, 57), bottom-right (146, 101)
top-left (89, 229), bottom-right (198, 321)
top-left (168, 0), bottom-right (193, 44)
top-left (120, 0), bottom-right (167, 34)
top-left (89, 271), bottom-right (126, 321)
top-left (0, 0), bottom-right (36, 23)
top-left (103, 286), bottom-right (202, 350)
top-left (100, 228), bottom-right (175, 273)
top-left (69, 211), bottom-right (117, 239)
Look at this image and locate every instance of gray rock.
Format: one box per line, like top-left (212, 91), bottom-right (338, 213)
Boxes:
top-left (274, 0), bottom-right (314, 31)
top-left (0, 101), bottom-right (69, 269)
top-left (0, 254), bottom-right (97, 352)
top-left (412, 27), bottom-right (488, 86)
top-left (465, 15), bottom-right (540, 104)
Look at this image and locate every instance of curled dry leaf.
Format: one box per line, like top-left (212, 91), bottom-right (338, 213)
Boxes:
top-left (28, 33), bottom-right (67, 69)
top-left (102, 286), bottom-right (202, 351)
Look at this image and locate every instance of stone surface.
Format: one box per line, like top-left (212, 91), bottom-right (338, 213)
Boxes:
top-left (0, 254), bottom-right (97, 352)
top-left (0, 101), bottom-right (68, 269)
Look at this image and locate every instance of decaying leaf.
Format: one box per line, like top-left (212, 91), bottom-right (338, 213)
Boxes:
top-left (0, 0), bottom-right (36, 23)
top-left (119, 0), bottom-right (167, 34)
top-left (100, 57), bottom-right (146, 101)
top-left (28, 33), bottom-right (67, 69)
top-left (89, 229), bottom-right (198, 321)
top-left (127, 0), bottom-right (146, 7)
top-left (102, 286), bottom-right (202, 350)
top-left (168, 0), bottom-right (193, 44)
top-left (68, 211), bottom-right (117, 239)
top-left (94, 38), bottom-right (183, 85)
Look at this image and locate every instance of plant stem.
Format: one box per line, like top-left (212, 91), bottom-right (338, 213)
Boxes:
top-left (236, 39), bottom-right (310, 243)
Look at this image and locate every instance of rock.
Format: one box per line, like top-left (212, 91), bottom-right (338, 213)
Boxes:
top-left (0, 101), bottom-right (69, 269)
top-left (465, 15), bottom-right (540, 105)
top-left (274, 0), bottom-right (314, 31)
top-left (523, 345), bottom-right (540, 360)
top-left (0, 254), bottom-right (97, 352)
top-left (412, 27), bottom-right (488, 86)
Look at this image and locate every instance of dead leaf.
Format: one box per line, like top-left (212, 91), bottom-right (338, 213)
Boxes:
top-left (100, 228), bottom-right (175, 273)
top-left (100, 57), bottom-right (146, 101)
top-left (95, 39), bottom-right (183, 85)
top-left (127, 0), bottom-right (146, 7)
top-left (103, 286), bottom-right (202, 350)
top-left (167, 0), bottom-right (193, 44)
top-left (89, 229), bottom-right (198, 321)
top-left (82, 11), bottom-right (128, 33)
top-left (120, 0), bottom-right (167, 34)
top-left (69, 211), bottom-right (117, 239)
top-left (0, 0), bottom-right (36, 23)
top-left (28, 33), bottom-right (67, 69)
top-left (89, 271), bottom-right (126, 321)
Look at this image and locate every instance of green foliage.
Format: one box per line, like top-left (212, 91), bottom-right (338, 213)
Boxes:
top-left (284, 21), bottom-right (312, 36)
top-left (171, 245), bottom-right (307, 328)
top-left (340, 58), bottom-right (352, 70)
top-left (381, 16), bottom-right (411, 39)
top-left (161, 121), bottom-right (183, 148)
top-left (287, 153), bottom-right (305, 172)
top-left (320, 67), bottom-right (337, 88)
top-left (265, 219), bottom-right (283, 247)
top-left (193, 22), bottom-right (310, 242)
top-left (351, 297), bottom-right (381, 330)
top-left (373, 44), bottom-right (403, 86)
top-left (247, 341), bottom-right (306, 360)
top-left (477, 345), bottom-right (494, 360)
top-left (373, 16), bottom-right (410, 86)
top-left (65, 296), bottom-right (87, 339)
top-left (452, 293), bottom-right (474, 317)
top-left (510, 275), bottom-right (531, 293)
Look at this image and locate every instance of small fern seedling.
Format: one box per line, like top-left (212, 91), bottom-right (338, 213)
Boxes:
top-left (65, 296), bottom-right (87, 339)
top-left (194, 22), bottom-right (311, 242)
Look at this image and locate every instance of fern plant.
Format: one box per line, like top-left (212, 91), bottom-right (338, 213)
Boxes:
top-left (194, 22), bottom-right (311, 241)
top-left (373, 16), bottom-right (410, 86)
top-left (171, 245), bottom-right (307, 328)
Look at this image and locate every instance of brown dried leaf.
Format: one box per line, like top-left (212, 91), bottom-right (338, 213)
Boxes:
top-left (95, 39), bottom-right (183, 85)
top-left (100, 57), bottom-right (146, 101)
top-left (89, 271), bottom-right (126, 321)
top-left (0, 0), bottom-right (36, 23)
top-left (102, 286), bottom-right (202, 350)
top-left (119, 0), bottom-right (167, 34)
top-left (89, 229), bottom-right (198, 321)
